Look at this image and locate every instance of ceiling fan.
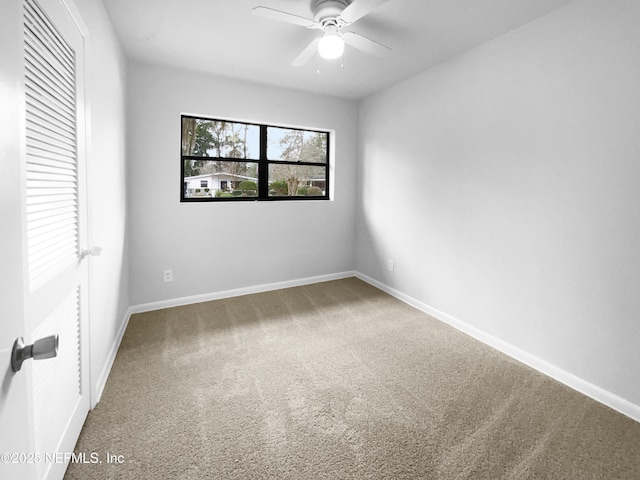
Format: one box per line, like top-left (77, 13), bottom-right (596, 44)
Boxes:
top-left (252, 0), bottom-right (392, 66)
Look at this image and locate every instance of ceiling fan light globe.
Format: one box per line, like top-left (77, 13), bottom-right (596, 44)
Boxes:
top-left (318, 33), bottom-right (345, 59)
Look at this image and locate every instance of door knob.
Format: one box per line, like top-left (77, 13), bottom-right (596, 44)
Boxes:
top-left (11, 335), bottom-right (59, 372)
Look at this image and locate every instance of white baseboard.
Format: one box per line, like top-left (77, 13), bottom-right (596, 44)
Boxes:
top-left (354, 272), bottom-right (640, 424)
top-left (92, 306), bottom-right (132, 408)
top-left (129, 271), bottom-right (357, 315)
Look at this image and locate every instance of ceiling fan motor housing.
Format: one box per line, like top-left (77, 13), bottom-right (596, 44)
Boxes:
top-left (312, 0), bottom-right (350, 23)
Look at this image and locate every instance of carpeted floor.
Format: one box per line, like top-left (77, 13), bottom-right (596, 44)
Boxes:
top-left (65, 278), bottom-right (640, 479)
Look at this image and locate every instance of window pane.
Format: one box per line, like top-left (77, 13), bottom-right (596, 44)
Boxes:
top-left (184, 160), bottom-right (259, 198)
top-left (267, 127), bottom-right (327, 164)
top-left (268, 164), bottom-right (326, 197)
top-left (182, 117), bottom-right (259, 159)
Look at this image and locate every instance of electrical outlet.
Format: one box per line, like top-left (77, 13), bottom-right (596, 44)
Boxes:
top-left (388, 260), bottom-right (394, 272)
top-left (163, 269), bottom-right (173, 283)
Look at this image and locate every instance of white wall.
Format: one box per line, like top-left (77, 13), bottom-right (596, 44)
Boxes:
top-left (356, 0), bottom-right (640, 411)
top-left (74, 0), bottom-right (129, 404)
top-left (127, 61), bottom-right (358, 306)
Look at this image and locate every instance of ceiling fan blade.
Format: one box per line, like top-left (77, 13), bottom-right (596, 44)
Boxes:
top-left (343, 31), bottom-right (391, 56)
top-left (252, 6), bottom-right (318, 28)
top-left (339, 0), bottom-right (390, 24)
top-left (291, 38), bottom-right (321, 66)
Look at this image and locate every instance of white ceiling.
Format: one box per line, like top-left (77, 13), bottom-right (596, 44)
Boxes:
top-left (102, 0), bottom-right (574, 100)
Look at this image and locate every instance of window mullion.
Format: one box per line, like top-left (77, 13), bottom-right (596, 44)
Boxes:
top-left (259, 125), bottom-right (268, 199)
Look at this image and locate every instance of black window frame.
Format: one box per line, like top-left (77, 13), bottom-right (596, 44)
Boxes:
top-left (180, 115), bottom-right (330, 202)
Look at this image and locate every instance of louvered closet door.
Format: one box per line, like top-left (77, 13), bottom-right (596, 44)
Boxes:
top-left (23, 0), bottom-right (90, 479)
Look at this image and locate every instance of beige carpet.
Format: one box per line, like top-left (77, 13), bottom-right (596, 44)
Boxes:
top-left (66, 278), bottom-right (640, 479)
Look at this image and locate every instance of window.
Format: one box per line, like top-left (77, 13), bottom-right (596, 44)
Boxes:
top-left (181, 115), bottom-right (330, 201)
